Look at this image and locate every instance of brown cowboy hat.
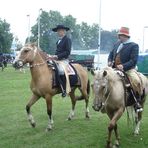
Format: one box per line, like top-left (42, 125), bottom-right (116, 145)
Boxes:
top-left (118, 27), bottom-right (130, 37)
top-left (52, 25), bottom-right (70, 32)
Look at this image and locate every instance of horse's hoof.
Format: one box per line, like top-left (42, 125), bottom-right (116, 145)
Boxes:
top-left (114, 140), bottom-right (120, 147)
top-left (106, 145), bottom-right (112, 148)
top-left (106, 141), bottom-right (112, 148)
top-left (31, 122), bottom-right (36, 128)
top-left (45, 127), bottom-right (52, 132)
top-left (85, 114), bottom-right (90, 119)
top-left (133, 130), bottom-right (139, 136)
top-left (113, 143), bottom-right (120, 148)
top-left (134, 132), bottom-right (139, 136)
top-left (113, 145), bottom-right (119, 148)
top-left (67, 117), bottom-right (72, 121)
top-left (112, 141), bottom-right (120, 148)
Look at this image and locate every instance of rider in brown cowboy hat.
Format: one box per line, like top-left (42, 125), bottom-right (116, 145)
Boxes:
top-left (108, 27), bottom-right (143, 112)
top-left (52, 25), bottom-right (72, 97)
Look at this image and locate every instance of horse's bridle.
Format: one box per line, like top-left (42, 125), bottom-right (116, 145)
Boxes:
top-left (93, 77), bottom-right (112, 111)
top-left (16, 46), bottom-right (48, 68)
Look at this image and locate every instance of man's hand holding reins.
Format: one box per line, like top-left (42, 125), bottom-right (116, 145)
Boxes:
top-left (117, 64), bottom-right (124, 70)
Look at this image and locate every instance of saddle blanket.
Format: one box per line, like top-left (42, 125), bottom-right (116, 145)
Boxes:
top-left (66, 64), bottom-right (75, 75)
top-left (56, 61), bottom-right (75, 75)
top-left (52, 64), bottom-right (79, 88)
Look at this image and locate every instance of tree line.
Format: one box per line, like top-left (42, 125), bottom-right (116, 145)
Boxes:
top-left (0, 10), bottom-right (118, 54)
top-left (0, 19), bottom-right (13, 53)
top-left (30, 10), bottom-right (118, 54)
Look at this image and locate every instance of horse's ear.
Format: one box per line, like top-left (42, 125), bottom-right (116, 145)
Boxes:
top-left (103, 70), bottom-right (107, 77)
top-left (30, 42), bottom-right (37, 47)
top-left (91, 69), bottom-right (99, 76)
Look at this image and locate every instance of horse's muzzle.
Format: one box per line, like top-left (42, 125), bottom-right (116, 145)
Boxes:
top-left (13, 60), bottom-right (24, 69)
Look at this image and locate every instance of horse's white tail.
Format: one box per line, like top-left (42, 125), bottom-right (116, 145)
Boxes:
top-left (126, 106), bottom-right (136, 129)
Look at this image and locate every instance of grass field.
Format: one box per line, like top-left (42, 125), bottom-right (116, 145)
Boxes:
top-left (0, 66), bottom-right (148, 148)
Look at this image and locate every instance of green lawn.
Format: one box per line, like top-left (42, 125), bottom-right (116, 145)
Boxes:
top-left (0, 66), bottom-right (148, 148)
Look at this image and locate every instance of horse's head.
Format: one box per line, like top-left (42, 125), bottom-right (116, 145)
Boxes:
top-left (13, 43), bottom-right (38, 68)
top-left (91, 68), bottom-right (110, 112)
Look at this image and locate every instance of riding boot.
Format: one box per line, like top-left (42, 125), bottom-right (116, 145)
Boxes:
top-left (60, 75), bottom-right (67, 97)
top-left (134, 92), bottom-right (143, 112)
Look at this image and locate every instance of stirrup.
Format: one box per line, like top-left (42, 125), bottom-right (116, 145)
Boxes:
top-left (136, 108), bottom-right (143, 113)
top-left (134, 103), bottom-right (143, 113)
top-left (61, 91), bottom-right (67, 97)
top-left (125, 83), bottom-right (130, 87)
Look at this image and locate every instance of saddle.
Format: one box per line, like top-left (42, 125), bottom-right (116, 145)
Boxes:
top-left (47, 60), bottom-right (80, 88)
top-left (115, 70), bottom-right (144, 106)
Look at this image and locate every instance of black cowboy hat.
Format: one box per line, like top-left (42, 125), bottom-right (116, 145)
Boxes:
top-left (52, 25), bottom-right (70, 32)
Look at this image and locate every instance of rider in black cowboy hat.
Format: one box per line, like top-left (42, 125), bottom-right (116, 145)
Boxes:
top-left (52, 25), bottom-right (71, 60)
top-left (52, 25), bottom-right (72, 97)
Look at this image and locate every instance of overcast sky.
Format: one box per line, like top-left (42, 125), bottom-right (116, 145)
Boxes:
top-left (1, 0), bottom-right (148, 50)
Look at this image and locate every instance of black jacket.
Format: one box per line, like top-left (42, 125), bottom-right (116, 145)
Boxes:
top-left (108, 41), bottom-right (139, 71)
top-left (55, 35), bottom-right (72, 60)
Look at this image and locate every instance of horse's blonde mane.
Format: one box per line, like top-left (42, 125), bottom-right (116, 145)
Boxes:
top-left (39, 50), bottom-right (50, 61)
top-left (103, 67), bottom-right (121, 82)
top-left (24, 43), bottom-right (52, 61)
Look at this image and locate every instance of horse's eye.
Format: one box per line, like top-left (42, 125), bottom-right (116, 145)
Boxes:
top-left (102, 86), bottom-right (105, 89)
top-left (24, 50), bottom-right (29, 53)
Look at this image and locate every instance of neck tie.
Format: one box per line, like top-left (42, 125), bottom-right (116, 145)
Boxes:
top-left (57, 39), bottom-right (61, 44)
top-left (116, 43), bottom-right (123, 53)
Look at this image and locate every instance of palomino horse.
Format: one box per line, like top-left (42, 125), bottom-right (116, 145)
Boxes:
top-left (13, 43), bottom-right (90, 131)
top-left (92, 67), bottom-right (148, 148)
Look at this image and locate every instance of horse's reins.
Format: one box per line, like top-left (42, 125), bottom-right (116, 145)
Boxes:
top-left (115, 70), bottom-right (127, 106)
top-left (29, 61), bottom-right (46, 68)
top-left (101, 81), bottom-right (112, 110)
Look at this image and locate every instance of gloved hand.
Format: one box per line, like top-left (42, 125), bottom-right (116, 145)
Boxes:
top-left (117, 64), bottom-right (123, 70)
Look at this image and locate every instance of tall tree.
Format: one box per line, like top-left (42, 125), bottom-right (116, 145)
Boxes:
top-left (30, 10), bottom-right (118, 53)
top-left (31, 10), bottom-right (64, 54)
top-left (63, 15), bottom-right (83, 50)
top-left (0, 19), bottom-right (13, 53)
top-left (101, 30), bottom-right (118, 52)
top-left (80, 22), bottom-right (92, 49)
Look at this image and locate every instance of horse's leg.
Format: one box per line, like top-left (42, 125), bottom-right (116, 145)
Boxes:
top-left (45, 94), bottom-right (54, 131)
top-left (68, 89), bottom-right (76, 120)
top-left (79, 86), bottom-right (90, 119)
top-left (134, 112), bottom-right (140, 135)
top-left (114, 124), bottom-right (120, 147)
top-left (134, 100), bottom-right (145, 135)
top-left (107, 107), bottom-right (124, 148)
top-left (84, 80), bottom-right (90, 118)
top-left (112, 107), bottom-right (124, 147)
top-left (26, 94), bottom-right (40, 127)
top-left (106, 112), bottom-right (114, 148)
top-left (83, 89), bottom-right (90, 119)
